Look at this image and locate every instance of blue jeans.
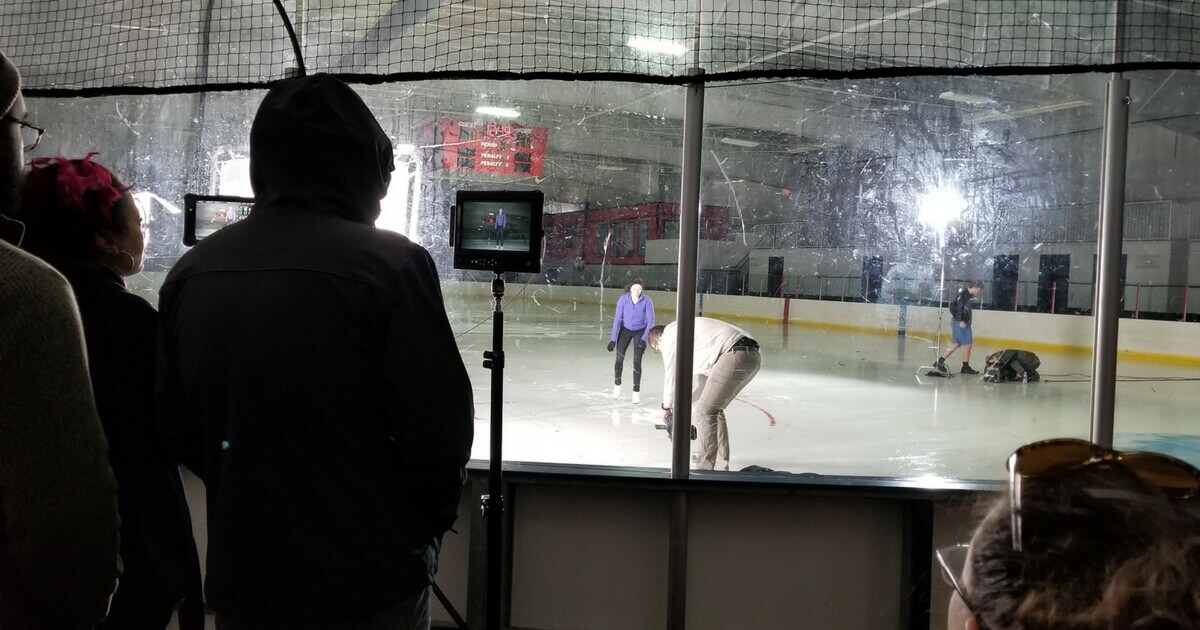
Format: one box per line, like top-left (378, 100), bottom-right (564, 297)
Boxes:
top-left (215, 587), bottom-right (430, 630)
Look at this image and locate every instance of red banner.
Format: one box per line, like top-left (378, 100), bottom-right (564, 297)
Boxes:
top-left (440, 118), bottom-right (548, 177)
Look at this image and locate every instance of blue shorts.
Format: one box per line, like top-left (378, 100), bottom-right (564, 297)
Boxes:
top-left (952, 322), bottom-right (973, 346)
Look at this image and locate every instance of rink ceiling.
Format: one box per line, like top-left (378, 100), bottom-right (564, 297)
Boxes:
top-left (7, 1), bottom-right (1200, 220)
top-left (23, 72), bottom-right (1200, 236)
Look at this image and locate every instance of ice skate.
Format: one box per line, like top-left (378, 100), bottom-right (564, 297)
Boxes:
top-left (632, 391), bottom-right (640, 404)
top-left (612, 385), bottom-right (621, 399)
top-left (928, 358), bottom-right (950, 377)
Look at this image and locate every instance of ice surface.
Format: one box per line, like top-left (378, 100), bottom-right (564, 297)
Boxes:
top-left (448, 294), bottom-right (1200, 481)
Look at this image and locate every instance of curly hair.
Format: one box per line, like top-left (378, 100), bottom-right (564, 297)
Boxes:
top-left (967, 462), bottom-right (1200, 630)
top-left (623, 277), bottom-right (645, 294)
top-left (16, 153), bottom-right (132, 266)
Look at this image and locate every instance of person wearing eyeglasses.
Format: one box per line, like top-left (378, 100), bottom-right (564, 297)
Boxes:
top-left (939, 438), bottom-right (1200, 630)
top-left (0, 49), bottom-right (122, 630)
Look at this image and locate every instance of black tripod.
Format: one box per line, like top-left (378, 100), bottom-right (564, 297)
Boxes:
top-left (481, 272), bottom-right (507, 630)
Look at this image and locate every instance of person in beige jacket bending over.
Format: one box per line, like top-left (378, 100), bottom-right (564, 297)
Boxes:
top-left (649, 317), bottom-right (761, 471)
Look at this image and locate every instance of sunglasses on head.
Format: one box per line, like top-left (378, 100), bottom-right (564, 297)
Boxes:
top-left (1007, 438), bottom-right (1200, 551)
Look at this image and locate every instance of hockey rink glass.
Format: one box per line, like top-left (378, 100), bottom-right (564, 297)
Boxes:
top-left (1007, 438), bottom-right (1200, 551)
top-left (935, 544), bottom-right (977, 615)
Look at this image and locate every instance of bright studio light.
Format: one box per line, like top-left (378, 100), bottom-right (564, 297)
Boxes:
top-left (628, 36), bottom-right (687, 56)
top-left (918, 185), bottom-right (966, 233)
top-left (475, 105), bottom-right (521, 119)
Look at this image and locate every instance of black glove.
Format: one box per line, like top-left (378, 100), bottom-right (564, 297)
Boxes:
top-left (635, 338), bottom-right (647, 350)
top-left (607, 341), bottom-right (616, 352)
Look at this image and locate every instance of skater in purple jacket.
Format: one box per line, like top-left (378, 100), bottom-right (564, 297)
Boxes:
top-left (607, 278), bottom-right (655, 404)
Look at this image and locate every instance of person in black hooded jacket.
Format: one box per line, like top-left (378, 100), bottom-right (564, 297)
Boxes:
top-left (157, 74), bottom-right (474, 628)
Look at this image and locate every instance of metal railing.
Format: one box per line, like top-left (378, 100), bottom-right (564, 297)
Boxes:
top-left (739, 273), bottom-right (1200, 321)
top-left (740, 199), bottom-right (1200, 250)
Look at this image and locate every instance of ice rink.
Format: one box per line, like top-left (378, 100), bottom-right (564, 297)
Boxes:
top-left (447, 292), bottom-right (1200, 481)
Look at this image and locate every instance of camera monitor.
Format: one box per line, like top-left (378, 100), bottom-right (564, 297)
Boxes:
top-left (451, 190), bottom-right (543, 273)
top-left (184, 194), bottom-right (255, 245)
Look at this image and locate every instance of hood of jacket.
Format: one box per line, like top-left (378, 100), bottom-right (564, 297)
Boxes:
top-left (249, 74), bottom-right (394, 224)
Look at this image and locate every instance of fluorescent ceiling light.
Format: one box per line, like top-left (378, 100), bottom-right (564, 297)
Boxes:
top-left (476, 105), bottom-right (521, 118)
top-left (963, 100), bottom-right (1089, 125)
top-left (785, 142), bottom-right (832, 154)
top-left (720, 137), bottom-right (760, 148)
top-left (938, 91), bottom-right (994, 105)
top-left (628, 36), bottom-right (687, 56)
top-left (395, 143), bottom-right (417, 155)
top-left (597, 165), bottom-right (628, 171)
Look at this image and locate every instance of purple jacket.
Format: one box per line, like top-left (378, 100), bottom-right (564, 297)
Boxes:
top-left (611, 292), bottom-right (656, 341)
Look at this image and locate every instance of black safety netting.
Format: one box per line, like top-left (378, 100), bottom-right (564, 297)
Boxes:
top-left (2, 0), bottom-right (1198, 95)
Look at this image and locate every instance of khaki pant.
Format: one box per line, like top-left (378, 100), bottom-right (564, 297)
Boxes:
top-left (693, 348), bottom-right (761, 470)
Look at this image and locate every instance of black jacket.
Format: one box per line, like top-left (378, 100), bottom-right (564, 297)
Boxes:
top-left (157, 75), bottom-right (474, 622)
top-left (62, 263), bottom-right (202, 624)
top-left (988, 349), bottom-right (1041, 370)
top-left (949, 287), bottom-right (974, 325)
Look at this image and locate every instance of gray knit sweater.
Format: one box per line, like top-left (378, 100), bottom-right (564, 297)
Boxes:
top-left (0, 241), bottom-right (121, 629)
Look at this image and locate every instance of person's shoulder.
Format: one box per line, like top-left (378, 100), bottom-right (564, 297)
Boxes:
top-left (161, 243), bottom-right (204, 289)
top-left (0, 243), bottom-right (74, 304)
top-left (368, 228), bottom-right (429, 266)
top-left (108, 284), bottom-right (157, 319)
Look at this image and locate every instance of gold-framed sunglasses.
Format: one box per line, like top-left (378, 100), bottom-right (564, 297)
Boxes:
top-left (1007, 438), bottom-right (1200, 551)
top-left (2, 114), bottom-right (45, 151)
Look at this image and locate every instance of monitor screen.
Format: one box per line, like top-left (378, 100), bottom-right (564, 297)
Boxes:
top-left (184, 194), bottom-right (255, 245)
top-left (452, 190), bottom-right (543, 273)
top-left (460, 200), bottom-right (533, 253)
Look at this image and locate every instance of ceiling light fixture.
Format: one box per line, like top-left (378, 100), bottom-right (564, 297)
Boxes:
top-left (476, 105), bottom-right (521, 119)
top-left (963, 100), bottom-right (1089, 125)
top-left (628, 36), bottom-right (687, 56)
top-left (785, 142), bottom-right (832, 154)
top-left (938, 91), bottom-right (994, 105)
top-left (719, 137), bottom-right (760, 148)
top-left (597, 165), bottom-right (628, 171)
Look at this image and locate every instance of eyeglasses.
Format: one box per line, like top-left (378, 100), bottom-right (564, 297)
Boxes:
top-left (935, 544), bottom-right (978, 615)
top-left (1007, 438), bottom-right (1200, 551)
top-left (2, 114), bottom-right (45, 151)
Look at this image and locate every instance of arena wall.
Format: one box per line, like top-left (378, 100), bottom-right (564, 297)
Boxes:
top-left (442, 281), bottom-right (1200, 365)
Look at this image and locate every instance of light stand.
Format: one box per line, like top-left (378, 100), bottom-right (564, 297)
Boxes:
top-left (915, 231), bottom-right (950, 377)
top-left (914, 185), bottom-right (964, 378)
top-left (482, 272), bottom-right (505, 630)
